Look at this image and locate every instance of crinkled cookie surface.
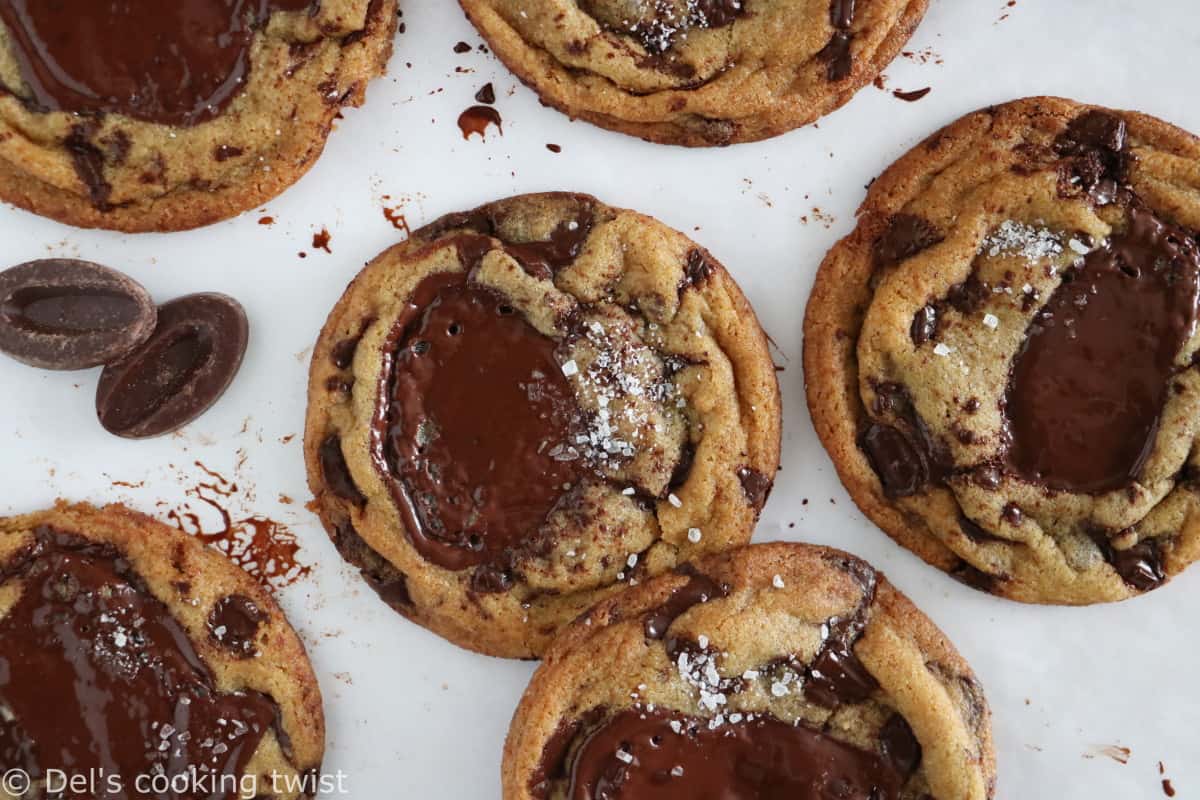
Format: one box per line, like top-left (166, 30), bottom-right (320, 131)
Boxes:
top-left (305, 192), bottom-right (781, 658)
top-left (806, 96), bottom-right (1200, 604)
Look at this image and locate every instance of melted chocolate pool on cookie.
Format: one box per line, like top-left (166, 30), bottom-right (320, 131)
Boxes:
top-left (1005, 205), bottom-right (1200, 492)
top-left (0, 527), bottom-right (277, 796)
top-left (565, 709), bottom-right (909, 800)
top-left (372, 270), bottom-right (585, 576)
top-left (0, 0), bottom-right (315, 126)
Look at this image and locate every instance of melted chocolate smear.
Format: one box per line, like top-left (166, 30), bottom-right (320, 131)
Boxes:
top-left (64, 123), bottom-right (113, 209)
top-left (319, 434), bottom-right (366, 506)
top-left (736, 466), bottom-right (773, 511)
top-left (643, 569), bottom-right (728, 641)
top-left (1004, 205), bottom-right (1200, 493)
top-left (208, 594), bottom-right (268, 658)
top-left (504, 213), bottom-right (594, 280)
top-left (821, 0), bottom-right (857, 80)
top-left (874, 214), bottom-right (943, 270)
top-left (373, 271), bottom-right (585, 572)
top-left (0, 527), bottom-right (277, 796)
top-left (531, 711), bottom-right (603, 800)
top-left (458, 105), bottom-right (503, 140)
top-left (0, 0), bottom-right (314, 126)
top-left (566, 709), bottom-right (905, 800)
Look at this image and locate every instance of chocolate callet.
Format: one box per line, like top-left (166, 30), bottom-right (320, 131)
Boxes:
top-left (1004, 205), bottom-right (1200, 493)
top-left (319, 434), bottom-right (366, 506)
top-left (566, 709), bottom-right (906, 800)
top-left (643, 570), bottom-right (727, 641)
top-left (736, 466), bottom-right (773, 511)
top-left (208, 594), bottom-right (269, 658)
top-left (371, 271), bottom-right (585, 574)
top-left (0, 258), bottom-right (156, 370)
top-left (0, 0), bottom-right (315, 126)
top-left (0, 527), bottom-right (277, 797)
top-left (874, 214), bottom-right (943, 269)
top-left (96, 292), bottom-right (249, 439)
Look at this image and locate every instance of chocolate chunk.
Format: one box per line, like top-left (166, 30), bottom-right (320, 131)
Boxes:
top-left (0, 259), bottom-right (156, 369)
top-left (1001, 503), bottom-right (1023, 526)
top-left (951, 561), bottom-right (1001, 592)
top-left (330, 519), bottom-right (412, 609)
top-left (910, 304), bottom-right (937, 345)
top-left (96, 292), bottom-right (249, 438)
top-left (1004, 205), bottom-right (1200, 492)
top-left (470, 563), bottom-right (514, 594)
top-left (0, 527), bottom-right (277, 797)
top-left (208, 594), bottom-right (268, 658)
top-left (736, 466), bottom-right (773, 511)
top-left (63, 123), bottom-right (113, 209)
top-left (860, 424), bottom-right (927, 498)
top-left (373, 272), bottom-right (585, 573)
top-left (1055, 110), bottom-right (1131, 201)
top-left (319, 435), bottom-right (366, 506)
top-left (879, 713), bottom-right (923, 778)
top-left (682, 248), bottom-right (715, 290)
top-left (874, 214), bottom-right (943, 269)
top-left (1094, 535), bottom-right (1165, 592)
top-left (804, 637), bottom-right (880, 708)
top-left (958, 511), bottom-right (996, 543)
top-left (474, 82), bottom-right (496, 104)
top-left (0, 0), bottom-right (315, 126)
top-left (567, 709), bottom-right (906, 799)
top-left (644, 569), bottom-right (727, 641)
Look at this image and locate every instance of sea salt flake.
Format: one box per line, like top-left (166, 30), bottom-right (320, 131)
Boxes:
top-left (933, 342), bottom-right (955, 357)
top-left (772, 574), bottom-right (785, 589)
top-left (687, 528), bottom-right (702, 543)
top-left (982, 313), bottom-right (1000, 329)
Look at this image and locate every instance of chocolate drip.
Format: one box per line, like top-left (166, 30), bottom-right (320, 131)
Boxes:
top-left (566, 709), bottom-right (905, 800)
top-left (503, 214), bottom-right (594, 280)
top-left (0, 527), bottom-right (277, 796)
top-left (0, 0), bottom-right (315, 126)
top-left (1004, 204), bottom-right (1200, 493)
top-left (371, 271), bottom-right (585, 572)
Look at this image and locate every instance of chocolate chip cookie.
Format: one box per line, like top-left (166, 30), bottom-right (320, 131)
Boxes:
top-left (458, 0), bottom-right (928, 146)
top-left (0, 0), bottom-right (396, 232)
top-left (503, 543), bottom-right (995, 799)
top-left (304, 192), bottom-right (781, 658)
top-left (805, 96), bottom-right (1200, 604)
top-left (0, 502), bottom-right (324, 799)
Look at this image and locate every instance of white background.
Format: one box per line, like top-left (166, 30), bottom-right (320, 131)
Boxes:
top-left (1, 1), bottom-right (1197, 797)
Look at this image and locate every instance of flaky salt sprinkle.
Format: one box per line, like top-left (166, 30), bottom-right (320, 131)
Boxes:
top-left (687, 527), bottom-right (702, 543)
top-left (982, 313), bottom-right (1000, 329)
top-left (984, 219), bottom-right (1064, 261)
top-left (772, 574), bottom-right (785, 589)
top-left (933, 342), bottom-right (955, 357)
top-left (560, 359), bottom-right (578, 377)
top-left (668, 493), bottom-right (683, 508)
